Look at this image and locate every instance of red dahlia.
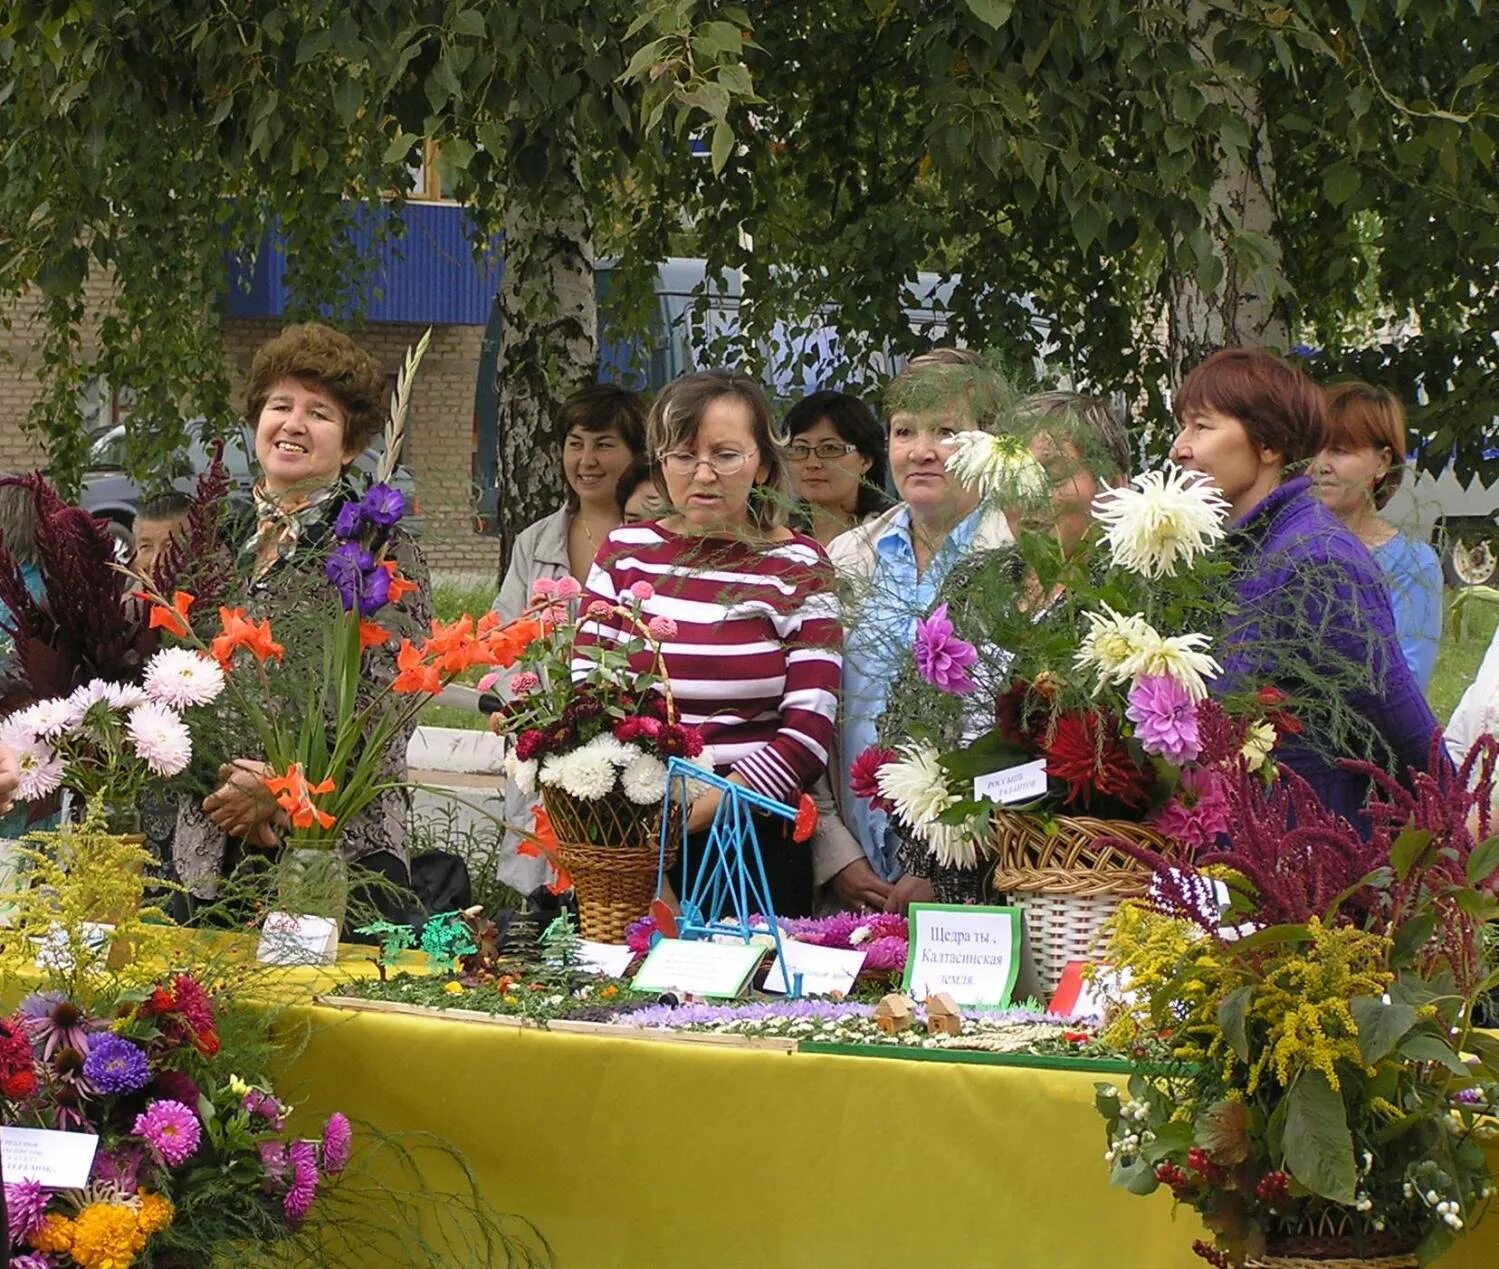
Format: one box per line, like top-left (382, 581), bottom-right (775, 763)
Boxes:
top-left (1041, 710), bottom-right (1151, 810)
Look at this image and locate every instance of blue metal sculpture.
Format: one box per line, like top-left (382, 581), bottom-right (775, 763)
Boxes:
top-left (656, 759), bottom-right (804, 997)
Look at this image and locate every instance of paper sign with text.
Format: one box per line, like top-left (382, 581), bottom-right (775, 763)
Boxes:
top-left (763, 940), bottom-right (867, 996)
top-left (256, 911), bottom-right (338, 967)
top-left (1, 1126), bottom-right (99, 1188)
top-left (578, 940), bottom-right (635, 978)
top-left (902, 904), bottom-right (1021, 1006)
top-left (973, 759), bottom-right (1049, 806)
top-left (631, 938), bottom-right (762, 999)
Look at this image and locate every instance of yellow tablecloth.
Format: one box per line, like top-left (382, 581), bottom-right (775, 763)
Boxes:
top-left (282, 1001), bottom-right (1499, 1269)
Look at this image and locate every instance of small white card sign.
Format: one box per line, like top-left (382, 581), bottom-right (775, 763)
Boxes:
top-left (973, 759), bottom-right (1049, 806)
top-left (1, 1126), bottom-right (99, 1188)
top-left (763, 940), bottom-right (867, 996)
top-left (902, 903), bottom-right (1022, 1006)
top-left (256, 911), bottom-right (339, 967)
top-left (34, 922), bottom-right (111, 973)
top-left (631, 937), bottom-right (763, 999)
top-left (578, 940), bottom-right (635, 978)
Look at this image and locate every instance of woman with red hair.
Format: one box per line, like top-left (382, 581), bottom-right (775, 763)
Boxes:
top-left (1169, 348), bottom-right (1440, 825)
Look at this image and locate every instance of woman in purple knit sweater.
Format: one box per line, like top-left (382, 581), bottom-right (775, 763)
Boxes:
top-left (1169, 348), bottom-right (1440, 825)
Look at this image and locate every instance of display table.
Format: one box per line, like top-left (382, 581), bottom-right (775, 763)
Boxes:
top-left (283, 999), bottom-right (1499, 1269)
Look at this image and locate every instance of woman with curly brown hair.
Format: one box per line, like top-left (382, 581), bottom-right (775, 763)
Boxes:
top-left (181, 323), bottom-right (431, 905)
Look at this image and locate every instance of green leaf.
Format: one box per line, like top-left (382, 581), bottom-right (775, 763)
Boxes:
top-left (1417, 1223), bottom-right (1455, 1264)
top-left (1466, 834), bottom-right (1499, 886)
top-left (1229, 923), bottom-right (1311, 954)
top-left (1398, 1032), bottom-right (1470, 1077)
top-left (1390, 827), bottom-right (1434, 880)
top-left (1391, 910), bottom-right (1435, 967)
top-left (452, 9), bottom-right (487, 38)
top-left (295, 27), bottom-right (333, 64)
top-left (710, 120), bottom-right (733, 173)
top-left (1322, 161), bottom-right (1360, 207)
top-left (965, 0), bottom-right (1014, 28)
top-left (1282, 1071), bottom-right (1356, 1204)
top-left (1217, 985), bottom-right (1252, 1063)
top-left (1350, 994), bottom-right (1418, 1064)
top-left (1110, 1155), bottom-right (1159, 1195)
top-left (332, 78), bottom-right (362, 127)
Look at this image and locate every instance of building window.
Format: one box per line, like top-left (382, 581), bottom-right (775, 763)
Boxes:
top-left (405, 139), bottom-right (460, 204)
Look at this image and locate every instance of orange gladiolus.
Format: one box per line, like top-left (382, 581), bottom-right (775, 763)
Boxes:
top-left (390, 639), bottom-right (441, 694)
top-left (140, 590), bottom-right (195, 638)
top-left (489, 617), bottom-right (543, 669)
top-left (210, 607), bottom-right (285, 668)
top-left (264, 764), bottom-right (337, 831)
top-left (379, 558), bottom-right (420, 603)
top-left (514, 805), bottom-right (571, 894)
top-left (358, 619), bottom-right (390, 650)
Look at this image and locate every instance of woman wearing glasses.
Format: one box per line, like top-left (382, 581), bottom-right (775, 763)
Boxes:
top-left (782, 390), bottom-right (894, 546)
top-left (576, 370), bottom-right (843, 916)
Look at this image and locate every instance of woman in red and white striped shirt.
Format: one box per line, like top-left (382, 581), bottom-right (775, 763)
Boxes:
top-left (577, 370), bottom-right (843, 916)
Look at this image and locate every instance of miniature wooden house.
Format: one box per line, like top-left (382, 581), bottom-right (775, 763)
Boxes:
top-left (924, 992), bottom-right (962, 1037)
top-left (874, 993), bottom-right (916, 1035)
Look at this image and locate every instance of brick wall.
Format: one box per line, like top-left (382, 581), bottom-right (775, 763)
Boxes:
top-left (0, 285), bottom-right (501, 575)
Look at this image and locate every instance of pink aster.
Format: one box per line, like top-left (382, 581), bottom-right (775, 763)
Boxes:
top-left (6, 1178), bottom-right (49, 1243)
top-left (912, 603), bottom-right (978, 695)
top-left (646, 616), bottom-right (677, 641)
top-left (1125, 674), bottom-right (1201, 764)
top-left (133, 1098), bottom-right (201, 1166)
top-left (244, 1088), bottom-right (285, 1131)
top-left (1151, 765), bottom-right (1231, 848)
top-left (321, 1112), bottom-right (352, 1175)
top-left (628, 581), bottom-right (655, 601)
top-left (11, 1255), bottom-right (56, 1269)
top-left (283, 1139), bottom-right (319, 1225)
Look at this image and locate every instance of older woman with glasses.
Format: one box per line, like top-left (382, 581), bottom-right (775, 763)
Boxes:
top-left (782, 390), bottom-right (894, 546)
top-left (574, 370), bottom-right (843, 916)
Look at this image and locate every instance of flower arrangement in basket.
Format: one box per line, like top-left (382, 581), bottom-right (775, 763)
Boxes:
top-left (1094, 736), bottom-right (1499, 1268)
top-left (852, 428), bottom-right (1287, 986)
top-left (487, 576), bottom-right (709, 939)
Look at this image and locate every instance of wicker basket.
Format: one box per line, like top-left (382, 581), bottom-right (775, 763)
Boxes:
top-left (1241, 1220), bottom-right (1418, 1266)
top-left (991, 811), bottom-right (1179, 998)
top-left (543, 787), bottom-right (679, 943)
top-left (1244, 1257), bottom-right (1416, 1268)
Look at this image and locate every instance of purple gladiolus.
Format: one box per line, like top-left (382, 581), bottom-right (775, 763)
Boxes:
top-left (356, 558), bottom-right (391, 617)
top-left (325, 542), bottom-right (376, 612)
top-left (1125, 674), bottom-right (1201, 764)
top-left (360, 483), bottom-right (406, 527)
top-left (332, 501), bottom-right (366, 540)
top-left (913, 602), bottom-right (978, 695)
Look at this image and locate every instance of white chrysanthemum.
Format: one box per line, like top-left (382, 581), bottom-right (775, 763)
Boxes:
top-left (945, 431), bottom-right (1049, 502)
top-left (540, 749), bottom-right (616, 801)
top-left (1241, 721), bottom-right (1277, 773)
top-left (125, 702), bottom-right (193, 777)
top-left (621, 753), bottom-right (667, 805)
top-left (1090, 464), bottom-right (1229, 578)
top-left (16, 697), bottom-right (78, 741)
top-left (876, 743), bottom-right (964, 855)
top-left (68, 679), bottom-right (148, 717)
top-left (142, 647), bottom-right (225, 708)
top-left (1075, 605), bottom-right (1220, 701)
top-left (505, 751), bottom-right (538, 797)
top-left (578, 733), bottom-right (640, 768)
top-left (13, 738), bottom-right (64, 800)
top-left (0, 712), bottom-right (34, 751)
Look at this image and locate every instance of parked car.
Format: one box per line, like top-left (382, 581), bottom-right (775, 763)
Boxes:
top-left (75, 420), bottom-right (422, 554)
top-left (1383, 443), bottom-right (1499, 587)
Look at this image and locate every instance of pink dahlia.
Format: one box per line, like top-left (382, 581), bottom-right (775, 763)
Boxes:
top-left (321, 1112), bottom-right (352, 1175)
top-left (1125, 674), bottom-right (1201, 764)
top-left (529, 578), bottom-right (557, 600)
top-left (1151, 765), bottom-right (1231, 848)
top-left (554, 576), bottom-right (582, 600)
top-left (283, 1139), bottom-right (319, 1225)
top-left (508, 671), bottom-right (541, 695)
top-left (913, 603), bottom-right (978, 695)
top-left (133, 1098), bottom-right (201, 1166)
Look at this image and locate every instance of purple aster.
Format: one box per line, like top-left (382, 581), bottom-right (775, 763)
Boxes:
top-left (6, 1178), bottom-right (50, 1243)
top-left (359, 482), bottom-right (406, 527)
top-left (325, 541), bottom-right (375, 612)
top-left (91, 1144), bottom-right (143, 1193)
top-left (244, 1088), bottom-right (286, 1131)
top-left (912, 602), bottom-right (978, 695)
top-left (11, 1255), bottom-right (56, 1269)
top-left (133, 1099), bottom-right (201, 1167)
top-left (283, 1139), bottom-right (319, 1225)
top-left (1125, 674), bottom-right (1201, 764)
top-left (17, 993), bottom-right (105, 1060)
top-left (82, 1034), bottom-right (151, 1095)
top-left (321, 1112), bottom-right (352, 1175)
top-left (259, 1140), bottom-right (289, 1185)
top-left (332, 500), bottom-right (366, 540)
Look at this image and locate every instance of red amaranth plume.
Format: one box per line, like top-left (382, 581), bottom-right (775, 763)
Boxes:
top-left (149, 443), bottom-right (235, 616)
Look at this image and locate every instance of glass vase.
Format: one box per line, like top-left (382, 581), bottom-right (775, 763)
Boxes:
top-left (275, 844), bottom-right (350, 930)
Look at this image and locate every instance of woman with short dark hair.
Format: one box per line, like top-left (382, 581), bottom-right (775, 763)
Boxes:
top-left (1169, 348), bottom-right (1440, 823)
top-left (782, 390), bottom-right (893, 546)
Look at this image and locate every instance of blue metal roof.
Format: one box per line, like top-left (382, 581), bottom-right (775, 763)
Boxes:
top-left (226, 203), bottom-right (503, 327)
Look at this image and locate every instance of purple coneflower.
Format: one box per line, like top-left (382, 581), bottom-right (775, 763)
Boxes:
top-left (17, 993), bottom-right (104, 1059)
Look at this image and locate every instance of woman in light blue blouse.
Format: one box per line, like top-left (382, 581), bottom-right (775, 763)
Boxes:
top-left (1314, 381), bottom-right (1443, 691)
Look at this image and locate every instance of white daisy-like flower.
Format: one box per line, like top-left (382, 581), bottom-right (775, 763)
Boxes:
top-left (1241, 720), bottom-right (1277, 772)
top-left (13, 738), bottom-right (64, 800)
top-left (925, 818), bottom-right (983, 870)
top-left (1074, 605), bottom-right (1220, 701)
top-left (142, 647), bottom-right (225, 708)
top-left (16, 697), bottom-right (78, 741)
top-left (848, 925), bottom-right (871, 946)
top-left (68, 678), bottom-right (148, 717)
top-left (505, 751), bottom-right (538, 797)
top-left (945, 431), bottom-right (1049, 503)
top-left (877, 743), bottom-right (983, 867)
top-left (1090, 463), bottom-right (1229, 578)
top-left (0, 712), bottom-right (34, 751)
top-left (1124, 631), bottom-right (1221, 703)
top-left (621, 753), bottom-right (667, 805)
top-left (125, 702), bottom-right (193, 776)
top-left (542, 748), bottom-right (616, 801)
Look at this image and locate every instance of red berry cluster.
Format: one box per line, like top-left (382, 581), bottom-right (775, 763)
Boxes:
top-left (1254, 1170), bottom-right (1291, 1205)
top-left (1156, 1162), bottom-right (1200, 1202)
top-left (1191, 1239), bottom-right (1232, 1267)
top-left (1186, 1147), bottom-right (1229, 1186)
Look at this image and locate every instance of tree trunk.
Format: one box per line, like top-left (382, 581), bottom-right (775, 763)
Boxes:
top-left (1167, 1), bottom-right (1291, 382)
top-left (494, 140), bottom-right (599, 563)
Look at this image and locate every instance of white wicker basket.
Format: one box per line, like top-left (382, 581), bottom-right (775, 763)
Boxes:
top-left (1008, 890), bottom-right (1119, 1000)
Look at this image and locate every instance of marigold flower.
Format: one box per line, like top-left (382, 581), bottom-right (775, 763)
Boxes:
top-left (68, 1201), bottom-right (148, 1267)
top-left (135, 1190), bottom-right (174, 1236)
top-left (29, 1211), bottom-right (74, 1253)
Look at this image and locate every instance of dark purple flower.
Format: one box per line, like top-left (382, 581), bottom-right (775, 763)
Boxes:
top-left (82, 1033), bottom-right (151, 1095)
top-left (913, 602), bottom-right (978, 695)
top-left (332, 501), bottom-right (366, 540)
top-left (356, 558), bottom-right (391, 617)
top-left (6, 1178), bottom-right (49, 1243)
top-left (325, 542), bottom-right (375, 612)
top-left (359, 482), bottom-right (406, 528)
top-left (91, 1144), bottom-right (143, 1193)
top-left (151, 1068), bottom-right (202, 1109)
top-left (321, 1112), bottom-right (352, 1174)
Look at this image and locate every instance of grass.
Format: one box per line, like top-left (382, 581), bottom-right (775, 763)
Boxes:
top-left (1431, 589), bottom-right (1499, 723)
